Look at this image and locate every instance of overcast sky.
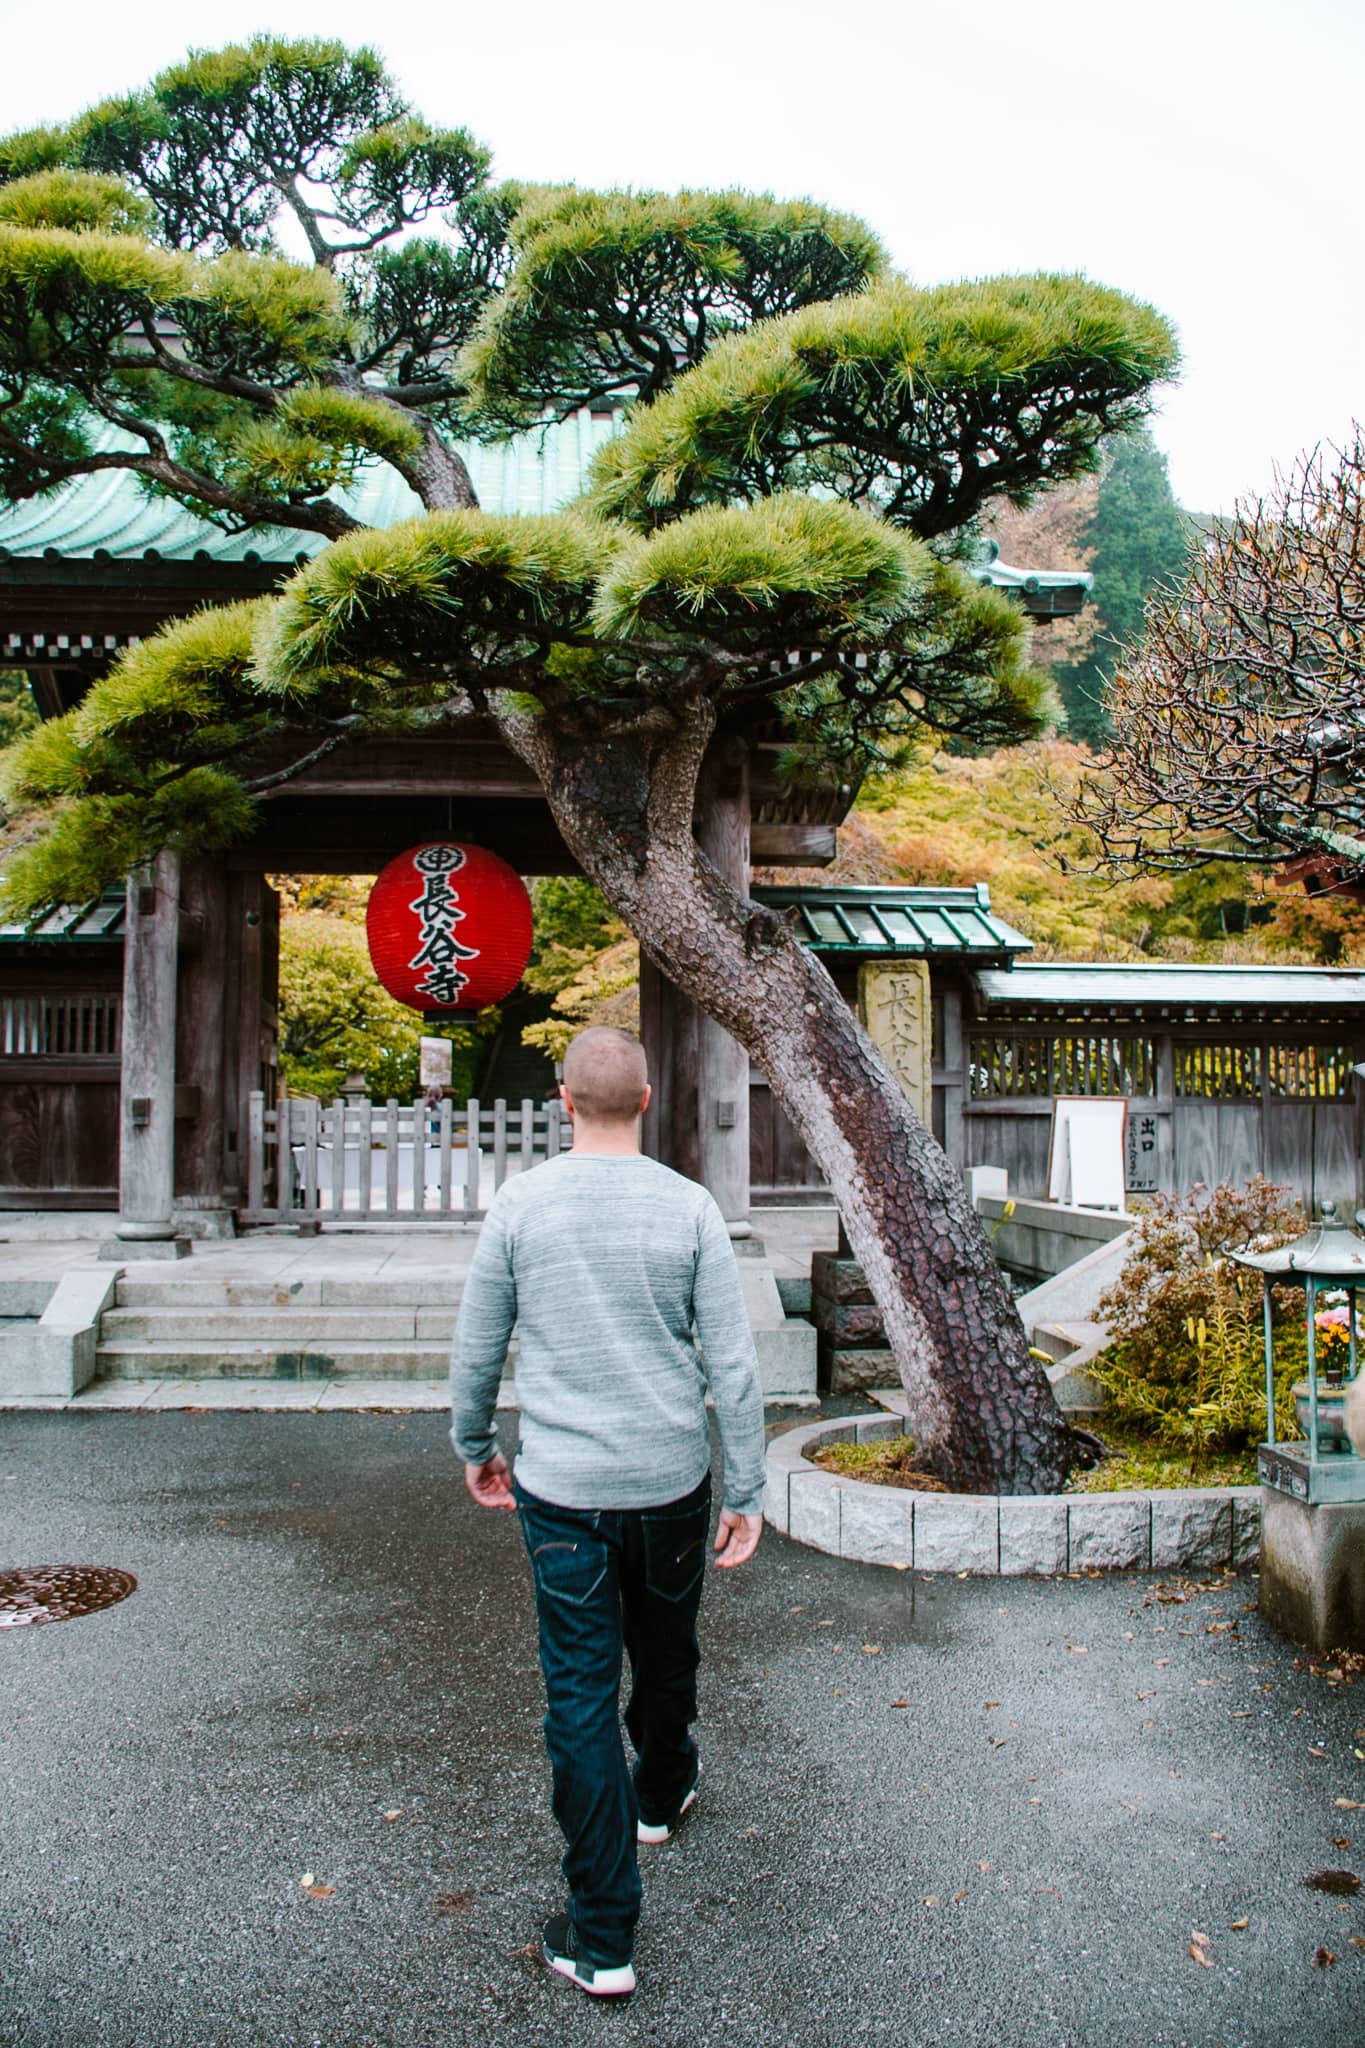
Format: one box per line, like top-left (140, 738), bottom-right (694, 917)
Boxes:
top-left (0, 0), bottom-right (1358, 515)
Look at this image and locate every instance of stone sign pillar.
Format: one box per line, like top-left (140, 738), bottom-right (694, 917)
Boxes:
top-left (111, 851), bottom-right (189, 1256)
top-left (857, 958), bottom-right (933, 1123)
top-left (698, 749), bottom-right (751, 1238)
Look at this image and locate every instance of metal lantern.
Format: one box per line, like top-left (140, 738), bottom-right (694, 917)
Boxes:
top-left (1230, 1201), bottom-right (1365, 1505)
top-left (365, 842), bottom-right (533, 1016)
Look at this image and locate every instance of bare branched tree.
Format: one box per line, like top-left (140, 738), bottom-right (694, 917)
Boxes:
top-left (1074, 431), bottom-right (1365, 889)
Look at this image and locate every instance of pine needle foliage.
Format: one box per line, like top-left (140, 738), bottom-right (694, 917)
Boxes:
top-left (0, 169), bottom-right (154, 236)
top-left (1, 769), bottom-right (257, 917)
top-left (255, 512), bottom-right (615, 702)
top-left (589, 276), bottom-right (1178, 534)
top-left (1, 601), bottom-right (270, 808)
top-left (592, 496), bottom-right (921, 641)
top-left (459, 186), bottom-right (886, 429)
top-left (0, 38), bottom-right (1176, 927)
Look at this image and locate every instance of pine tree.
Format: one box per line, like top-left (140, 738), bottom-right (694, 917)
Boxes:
top-left (0, 40), bottom-right (1178, 1490)
top-left (1054, 428), bottom-right (1190, 744)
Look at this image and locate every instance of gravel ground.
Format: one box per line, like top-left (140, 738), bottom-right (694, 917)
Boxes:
top-left (2, 1410), bottom-right (1363, 2048)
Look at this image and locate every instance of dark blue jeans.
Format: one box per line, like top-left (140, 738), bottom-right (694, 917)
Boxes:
top-left (515, 1473), bottom-right (711, 1965)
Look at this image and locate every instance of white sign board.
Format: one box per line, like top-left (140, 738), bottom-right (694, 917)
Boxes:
top-left (419, 1036), bottom-right (453, 1090)
top-left (1046, 1097), bottom-right (1127, 1210)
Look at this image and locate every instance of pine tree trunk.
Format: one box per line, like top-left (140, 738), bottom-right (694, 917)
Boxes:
top-left (496, 704), bottom-right (1074, 1494)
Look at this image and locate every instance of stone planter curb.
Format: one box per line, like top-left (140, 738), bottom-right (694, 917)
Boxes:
top-left (764, 1417), bottom-right (1262, 1576)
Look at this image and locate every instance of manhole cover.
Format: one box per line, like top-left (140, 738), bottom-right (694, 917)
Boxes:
top-left (0, 1566), bottom-right (137, 1629)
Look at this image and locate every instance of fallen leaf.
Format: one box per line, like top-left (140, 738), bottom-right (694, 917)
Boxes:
top-left (889, 1699), bottom-right (910, 1710)
top-left (1305, 1870), bottom-right (1361, 1896)
top-left (921, 1895), bottom-right (940, 1906)
top-left (1335, 1798), bottom-right (1365, 1810)
top-left (984, 1700), bottom-right (1001, 1710)
top-left (1067, 1645), bottom-right (1089, 1655)
top-left (1137, 1690), bottom-right (1155, 1701)
top-left (1309, 1747), bottom-right (1328, 1758)
top-left (1027, 1797), bottom-right (1042, 1806)
top-left (1209, 1831), bottom-right (1226, 1842)
top-left (1230, 1710), bottom-right (1254, 1718)
top-left (1350, 1937), bottom-right (1365, 1949)
top-left (1230, 1918), bottom-right (1249, 1931)
top-left (1188, 1944), bottom-right (1213, 1969)
top-left (952, 1891), bottom-right (967, 1902)
top-left (1035, 1886), bottom-right (1061, 1898)
top-left (862, 1644), bottom-right (882, 1655)
top-left (976, 1860), bottom-right (992, 1873)
top-left (815, 1619), bottom-right (835, 1627)
top-left (299, 1872), bottom-right (315, 1888)
top-left (1356, 1749), bottom-right (1365, 1762)
top-left (1312, 1947), bottom-right (1338, 1968)
top-left (383, 1810), bottom-right (402, 1822)
top-left (302, 1883), bottom-right (336, 1899)
top-left (990, 1738), bottom-right (1008, 1749)
top-left (435, 1891), bottom-right (472, 1916)
top-left (1155, 1658), bottom-right (1170, 1669)
top-left (1198, 1680), bottom-right (1215, 1689)
top-left (1332, 1838), bottom-right (1352, 1850)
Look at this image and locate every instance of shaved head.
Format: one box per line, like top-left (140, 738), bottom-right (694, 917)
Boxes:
top-left (562, 1027), bottom-right (649, 1123)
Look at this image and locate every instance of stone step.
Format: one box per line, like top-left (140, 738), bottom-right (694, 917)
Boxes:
top-left (94, 1340), bottom-right (457, 1380)
top-left (101, 1306), bottom-right (456, 1343)
top-left (114, 1274), bottom-right (468, 1308)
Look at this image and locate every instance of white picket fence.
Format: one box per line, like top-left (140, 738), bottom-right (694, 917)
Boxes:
top-left (244, 1092), bottom-right (566, 1223)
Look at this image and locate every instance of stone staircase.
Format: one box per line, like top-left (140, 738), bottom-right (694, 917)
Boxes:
top-left (95, 1272), bottom-right (465, 1381)
top-left (91, 1255), bottom-right (818, 1400)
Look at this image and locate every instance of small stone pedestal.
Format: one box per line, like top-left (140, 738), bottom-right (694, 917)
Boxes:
top-left (1258, 1446), bottom-right (1365, 1652)
top-left (810, 1250), bottom-right (894, 1393)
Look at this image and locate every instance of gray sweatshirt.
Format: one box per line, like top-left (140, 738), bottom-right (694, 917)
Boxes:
top-left (449, 1152), bottom-right (767, 1515)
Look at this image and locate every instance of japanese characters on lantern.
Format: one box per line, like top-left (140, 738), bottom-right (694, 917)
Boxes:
top-left (366, 842), bottom-right (534, 1014)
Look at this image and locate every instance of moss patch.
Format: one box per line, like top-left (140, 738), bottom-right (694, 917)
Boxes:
top-left (1067, 1425), bottom-right (1257, 1494)
top-left (807, 1435), bottom-right (950, 1492)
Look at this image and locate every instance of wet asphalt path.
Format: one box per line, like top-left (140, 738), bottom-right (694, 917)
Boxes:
top-left (2, 1412), bottom-right (1364, 2048)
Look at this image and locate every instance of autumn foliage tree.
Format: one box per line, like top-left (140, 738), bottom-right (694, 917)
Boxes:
top-left (0, 39), bottom-right (1179, 1490)
top-left (1075, 433), bottom-right (1365, 889)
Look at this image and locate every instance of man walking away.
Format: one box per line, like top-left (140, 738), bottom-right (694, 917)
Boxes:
top-left (451, 1025), bottom-right (766, 1999)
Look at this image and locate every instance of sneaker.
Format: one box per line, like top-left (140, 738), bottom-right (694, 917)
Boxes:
top-left (541, 1912), bottom-right (636, 1998)
top-left (636, 1782), bottom-right (697, 1845)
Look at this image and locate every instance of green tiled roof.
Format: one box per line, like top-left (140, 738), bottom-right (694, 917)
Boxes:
top-left (0, 891), bottom-right (126, 942)
top-left (0, 412), bottom-right (621, 564)
top-left (0, 422), bottom-right (1090, 617)
top-left (4, 882), bottom-right (1032, 958)
top-left (751, 884), bottom-right (1032, 959)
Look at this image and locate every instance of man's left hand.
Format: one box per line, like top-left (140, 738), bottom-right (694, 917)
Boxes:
top-left (465, 1453), bottom-right (516, 1510)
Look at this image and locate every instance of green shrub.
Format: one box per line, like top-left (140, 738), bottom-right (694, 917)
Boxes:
top-left (1091, 1177), bottom-right (1307, 1462)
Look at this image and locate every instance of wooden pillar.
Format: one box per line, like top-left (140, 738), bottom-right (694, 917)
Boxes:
top-left (114, 851), bottom-right (182, 1244)
top-left (698, 747), bottom-right (751, 1235)
top-left (639, 952), bottom-right (665, 1164)
top-left (638, 951), bottom-right (702, 1181)
top-left (222, 874), bottom-right (280, 1213)
top-left (173, 858), bottom-right (233, 1235)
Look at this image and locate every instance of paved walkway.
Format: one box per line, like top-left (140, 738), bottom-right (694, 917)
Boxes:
top-left (0, 1207), bottom-right (837, 1291)
top-left (3, 1410), bottom-right (1362, 2046)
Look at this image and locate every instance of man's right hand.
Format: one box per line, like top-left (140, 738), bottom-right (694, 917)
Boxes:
top-left (713, 1509), bottom-right (762, 1568)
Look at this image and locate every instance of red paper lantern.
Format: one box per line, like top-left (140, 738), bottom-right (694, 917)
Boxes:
top-left (366, 842), bottom-right (533, 1014)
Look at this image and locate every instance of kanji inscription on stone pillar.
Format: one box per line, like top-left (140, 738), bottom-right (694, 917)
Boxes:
top-left (857, 960), bottom-right (933, 1122)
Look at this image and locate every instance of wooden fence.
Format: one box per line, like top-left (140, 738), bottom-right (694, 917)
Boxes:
top-left (243, 1092), bottom-right (566, 1223)
top-left (958, 1027), bottom-right (1364, 1209)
